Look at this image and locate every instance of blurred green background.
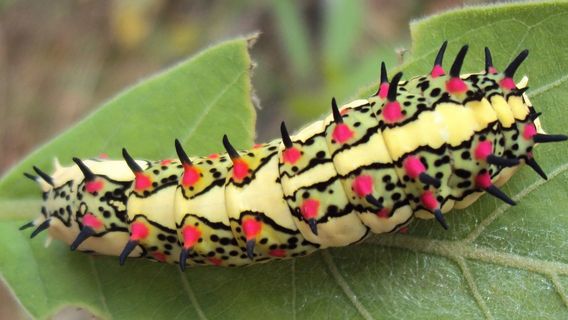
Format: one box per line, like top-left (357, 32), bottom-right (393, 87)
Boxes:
top-left (0, 0), bottom-right (522, 318)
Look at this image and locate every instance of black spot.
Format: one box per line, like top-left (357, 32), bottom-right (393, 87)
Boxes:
top-left (210, 235), bottom-right (219, 242)
top-left (457, 181), bottom-right (472, 188)
top-left (166, 236), bottom-right (177, 243)
top-left (216, 247), bottom-right (225, 254)
top-left (259, 238), bottom-right (268, 245)
top-left (316, 151), bottom-right (326, 158)
top-left (430, 88), bottom-right (441, 97)
top-left (157, 234), bottom-right (166, 241)
top-left (461, 151), bottom-right (471, 160)
top-left (327, 205), bottom-right (338, 214)
top-left (434, 156), bottom-right (450, 167)
top-left (454, 169), bottom-right (471, 178)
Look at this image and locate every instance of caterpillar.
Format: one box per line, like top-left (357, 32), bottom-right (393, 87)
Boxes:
top-left (19, 42), bottom-right (567, 271)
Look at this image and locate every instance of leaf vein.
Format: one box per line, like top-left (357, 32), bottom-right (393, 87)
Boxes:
top-left (178, 270), bottom-right (208, 320)
top-left (454, 256), bottom-right (494, 320)
top-left (321, 251), bottom-right (374, 320)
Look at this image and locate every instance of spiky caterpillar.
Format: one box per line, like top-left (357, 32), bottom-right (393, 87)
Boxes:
top-left (20, 43), bottom-right (567, 270)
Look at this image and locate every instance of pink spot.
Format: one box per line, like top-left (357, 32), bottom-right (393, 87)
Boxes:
top-left (82, 213), bottom-right (103, 230)
top-left (282, 147), bottom-right (301, 165)
top-left (232, 159), bottom-right (249, 180)
top-left (242, 218), bottom-right (262, 240)
top-left (340, 108), bottom-right (350, 115)
top-left (446, 77), bottom-right (468, 94)
top-left (152, 252), bottom-right (167, 262)
top-left (209, 257), bottom-right (223, 266)
top-left (475, 172), bottom-right (492, 189)
top-left (383, 101), bottom-right (403, 123)
top-left (253, 143), bottom-right (263, 149)
top-left (352, 175), bottom-right (374, 197)
top-left (398, 226), bottom-right (409, 234)
top-left (208, 153), bottom-right (219, 159)
top-left (182, 165), bottom-right (200, 187)
top-left (403, 155), bottom-right (425, 179)
top-left (523, 123), bottom-right (537, 140)
top-left (98, 153), bottom-right (109, 159)
top-left (130, 222), bottom-right (149, 241)
top-left (420, 190), bottom-right (438, 210)
top-left (160, 159), bottom-right (172, 166)
top-left (332, 123), bottom-right (354, 144)
top-left (300, 199), bottom-right (320, 219)
top-left (85, 180), bottom-right (104, 193)
top-left (269, 249), bottom-right (287, 257)
top-left (500, 77), bottom-right (516, 90)
top-left (182, 226), bottom-right (201, 249)
top-left (377, 208), bottom-right (390, 218)
top-left (134, 173), bottom-right (152, 191)
top-left (474, 141), bottom-right (493, 160)
top-left (431, 65), bottom-right (445, 78)
top-left (378, 83), bottom-right (389, 99)
top-left (488, 66), bottom-right (498, 74)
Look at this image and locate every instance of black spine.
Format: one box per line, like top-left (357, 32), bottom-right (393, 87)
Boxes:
top-left (449, 45), bottom-right (469, 77)
top-left (387, 72), bottom-right (403, 101)
top-left (504, 49), bottom-right (529, 78)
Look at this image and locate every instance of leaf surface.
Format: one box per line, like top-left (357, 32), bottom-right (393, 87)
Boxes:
top-left (1, 2), bottom-right (568, 319)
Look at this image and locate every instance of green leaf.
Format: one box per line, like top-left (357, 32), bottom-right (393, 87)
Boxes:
top-left (2, 2), bottom-right (568, 319)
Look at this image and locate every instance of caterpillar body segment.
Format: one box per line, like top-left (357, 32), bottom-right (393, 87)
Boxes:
top-left (22, 44), bottom-right (567, 269)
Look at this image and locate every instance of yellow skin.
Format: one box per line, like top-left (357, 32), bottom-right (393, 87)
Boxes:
top-left (28, 63), bottom-right (549, 268)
